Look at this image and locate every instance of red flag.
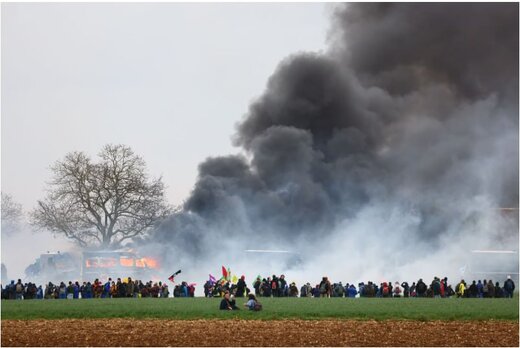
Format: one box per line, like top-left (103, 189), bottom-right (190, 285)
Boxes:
top-left (222, 266), bottom-right (228, 279)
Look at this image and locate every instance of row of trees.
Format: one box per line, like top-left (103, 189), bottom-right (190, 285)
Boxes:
top-left (3, 144), bottom-right (171, 248)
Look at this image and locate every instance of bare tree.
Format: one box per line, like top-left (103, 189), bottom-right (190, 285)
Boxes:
top-left (1, 192), bottom-right (23, 234)
top-left (31, 144), bottom-right (170, 248)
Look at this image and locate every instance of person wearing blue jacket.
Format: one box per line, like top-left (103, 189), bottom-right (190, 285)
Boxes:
top-left (348, 284), bottom-right (358, 298)
top-left (73, 282), bottom-right (80, 299)
top-left (477, 280), bottom-right (483, 298)
top-left (103, 278), bottom-right (112, 298)
top-left (36, 286), bottom-right (43, 299)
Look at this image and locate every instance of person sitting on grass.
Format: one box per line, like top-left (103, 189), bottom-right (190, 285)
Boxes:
top-left (219, 291), bottom-right (239, 310)
top-left (244, 294), bottom-right (262, 311)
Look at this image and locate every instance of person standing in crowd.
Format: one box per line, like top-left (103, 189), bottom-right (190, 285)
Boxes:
top-left (456, 280), bottom-right (466, 298)
top-left (469, 281), bottom-right (478, 298)
top-left (36, 285), bottom-right (43, 299)
top-left (110, 281), bottom-right (117, 298)
top-left (416, 279), bottom-right (427, 297)
top-left (80, 282), bottom-right (86, 299)
top-left (253, 277), bottom-right (261, 297)
top-left (494, 281), bottom-right (503, 298)
top-left (7, 280), bottom-right (15, 299)
top-left (102, 278), bottom-right (111, 298)
top-left (126, 277), bottom-right (134, 298)
top-left (85, 282), bottom-right (93, 299)
top-left (262, 279), bottom-right (271, 297)
top-left (270, 275), bottom-right (278, 297)
top-left (288, 282), bottom-right (299, 297)
top-left (118, 278), bottom-right (127, 298)
top-left (312, 284), bottom-right (320, 297)
top-left (401, 281), bottom-right (409, 298)
top-left (487, 279), bottom-right (495, 298)
top-left (163, 284), bottom-right (170, 298)
top-left (319, 277), bottom-right (331, 298)
top-left (432, 277), bottom-right (441, 298)
top-left (66, 281), bottom-right (74, 299)
top-left (278, 275), bottom-right (287, 297)
top-left (393, 282), bottom-right (402, 298)
top-left (300, 282), bottom-right (312, 297)
top-left (482, 280), bottom-right (489, 298)
top-left (236, 276), bottom-right (246, 297)
top-left (300, 283), bottom-right (307, 297)
top-left (15, 279), bottom-right (24, 300)
top-left (133, 280), bottom-right (140, 298)
top-left (204, 280), bottom-right (212, 297)
top-left (477, 280), bottom-right (483, 298)
top-left (92, 279), bottom-right (101, 298)
top-left (73, 282), bottom-right (80, 299)
top-left (332, 282), bottom-right (344, 297)
top-left (58, 282), bottom-right (66, 299)
top-left (347, 284), bottom-right (357, 298)
top-left (503, 276), bottom-right (515, 298)
top-left (381, 282), bottom-right (390, 297)
top-left (44, 282), bottom-right (53, 299)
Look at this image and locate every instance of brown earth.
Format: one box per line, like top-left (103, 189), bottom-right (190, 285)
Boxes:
top-left (1, 319), bottom-right (518, 347)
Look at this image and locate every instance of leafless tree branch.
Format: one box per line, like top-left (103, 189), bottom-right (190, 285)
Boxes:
top-left (31, 144), bottom-right (171, 248)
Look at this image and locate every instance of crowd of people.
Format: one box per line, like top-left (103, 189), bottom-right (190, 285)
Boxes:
top-left (1, 274), bottom-right (516, 300)
top-left (204, 274), bottom-right (516, 299)
top-left (1, 277), bottom-right (196, 300)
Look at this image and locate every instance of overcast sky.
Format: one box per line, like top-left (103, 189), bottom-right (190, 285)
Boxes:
top-left (1, 3), bottom-right (330, 276)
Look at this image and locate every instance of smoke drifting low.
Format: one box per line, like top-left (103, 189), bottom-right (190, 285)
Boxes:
top-left (148, 3), bottom-right (518, 286)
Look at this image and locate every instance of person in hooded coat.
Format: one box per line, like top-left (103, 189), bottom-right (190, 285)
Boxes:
top-left (347, 284), bottom-right (358, 298)
top-left (236, 276), bottom-right (246, 297)
top-left (416, 279), bottom-right (427, 297)
top-left (503, 276), bottom-right (515, 298)
top-left (469, 281), bottom-right (478, 297)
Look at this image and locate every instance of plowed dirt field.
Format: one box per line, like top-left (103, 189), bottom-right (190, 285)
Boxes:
top-left (2, 319), bottom-right (518, 346)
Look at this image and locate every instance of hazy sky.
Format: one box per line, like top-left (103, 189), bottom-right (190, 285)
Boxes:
top-left (1, 3), bottom-right (330, 276)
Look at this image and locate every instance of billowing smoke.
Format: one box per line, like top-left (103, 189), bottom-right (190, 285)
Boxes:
top-left (148, 3), bottom-right (518, 286)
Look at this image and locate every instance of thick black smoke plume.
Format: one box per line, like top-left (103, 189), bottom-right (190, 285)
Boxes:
top-left (148, 3), bottom-right (518, 282)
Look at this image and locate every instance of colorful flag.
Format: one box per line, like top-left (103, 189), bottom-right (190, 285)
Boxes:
top-left (168, 269), bottom-right (182, 283)
top-left (232, 275), bottom-right (238, 284)
top-left (209, 274), bottom-right (216, 285)
top-left (222, 266), bottom-right (228, 279)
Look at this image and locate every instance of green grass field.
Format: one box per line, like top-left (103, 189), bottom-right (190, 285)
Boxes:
top-left (2, 297), bottom-right (518, 321)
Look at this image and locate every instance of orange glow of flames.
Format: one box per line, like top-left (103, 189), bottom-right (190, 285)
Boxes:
top-left (85, 258), bottom-right (117, 268)
top-left (84, 255), bottom-right (160, 269)
top-left (142, 257), bottom-right (159, 269)
top-left (119, 257), bottom-right (134, 267)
